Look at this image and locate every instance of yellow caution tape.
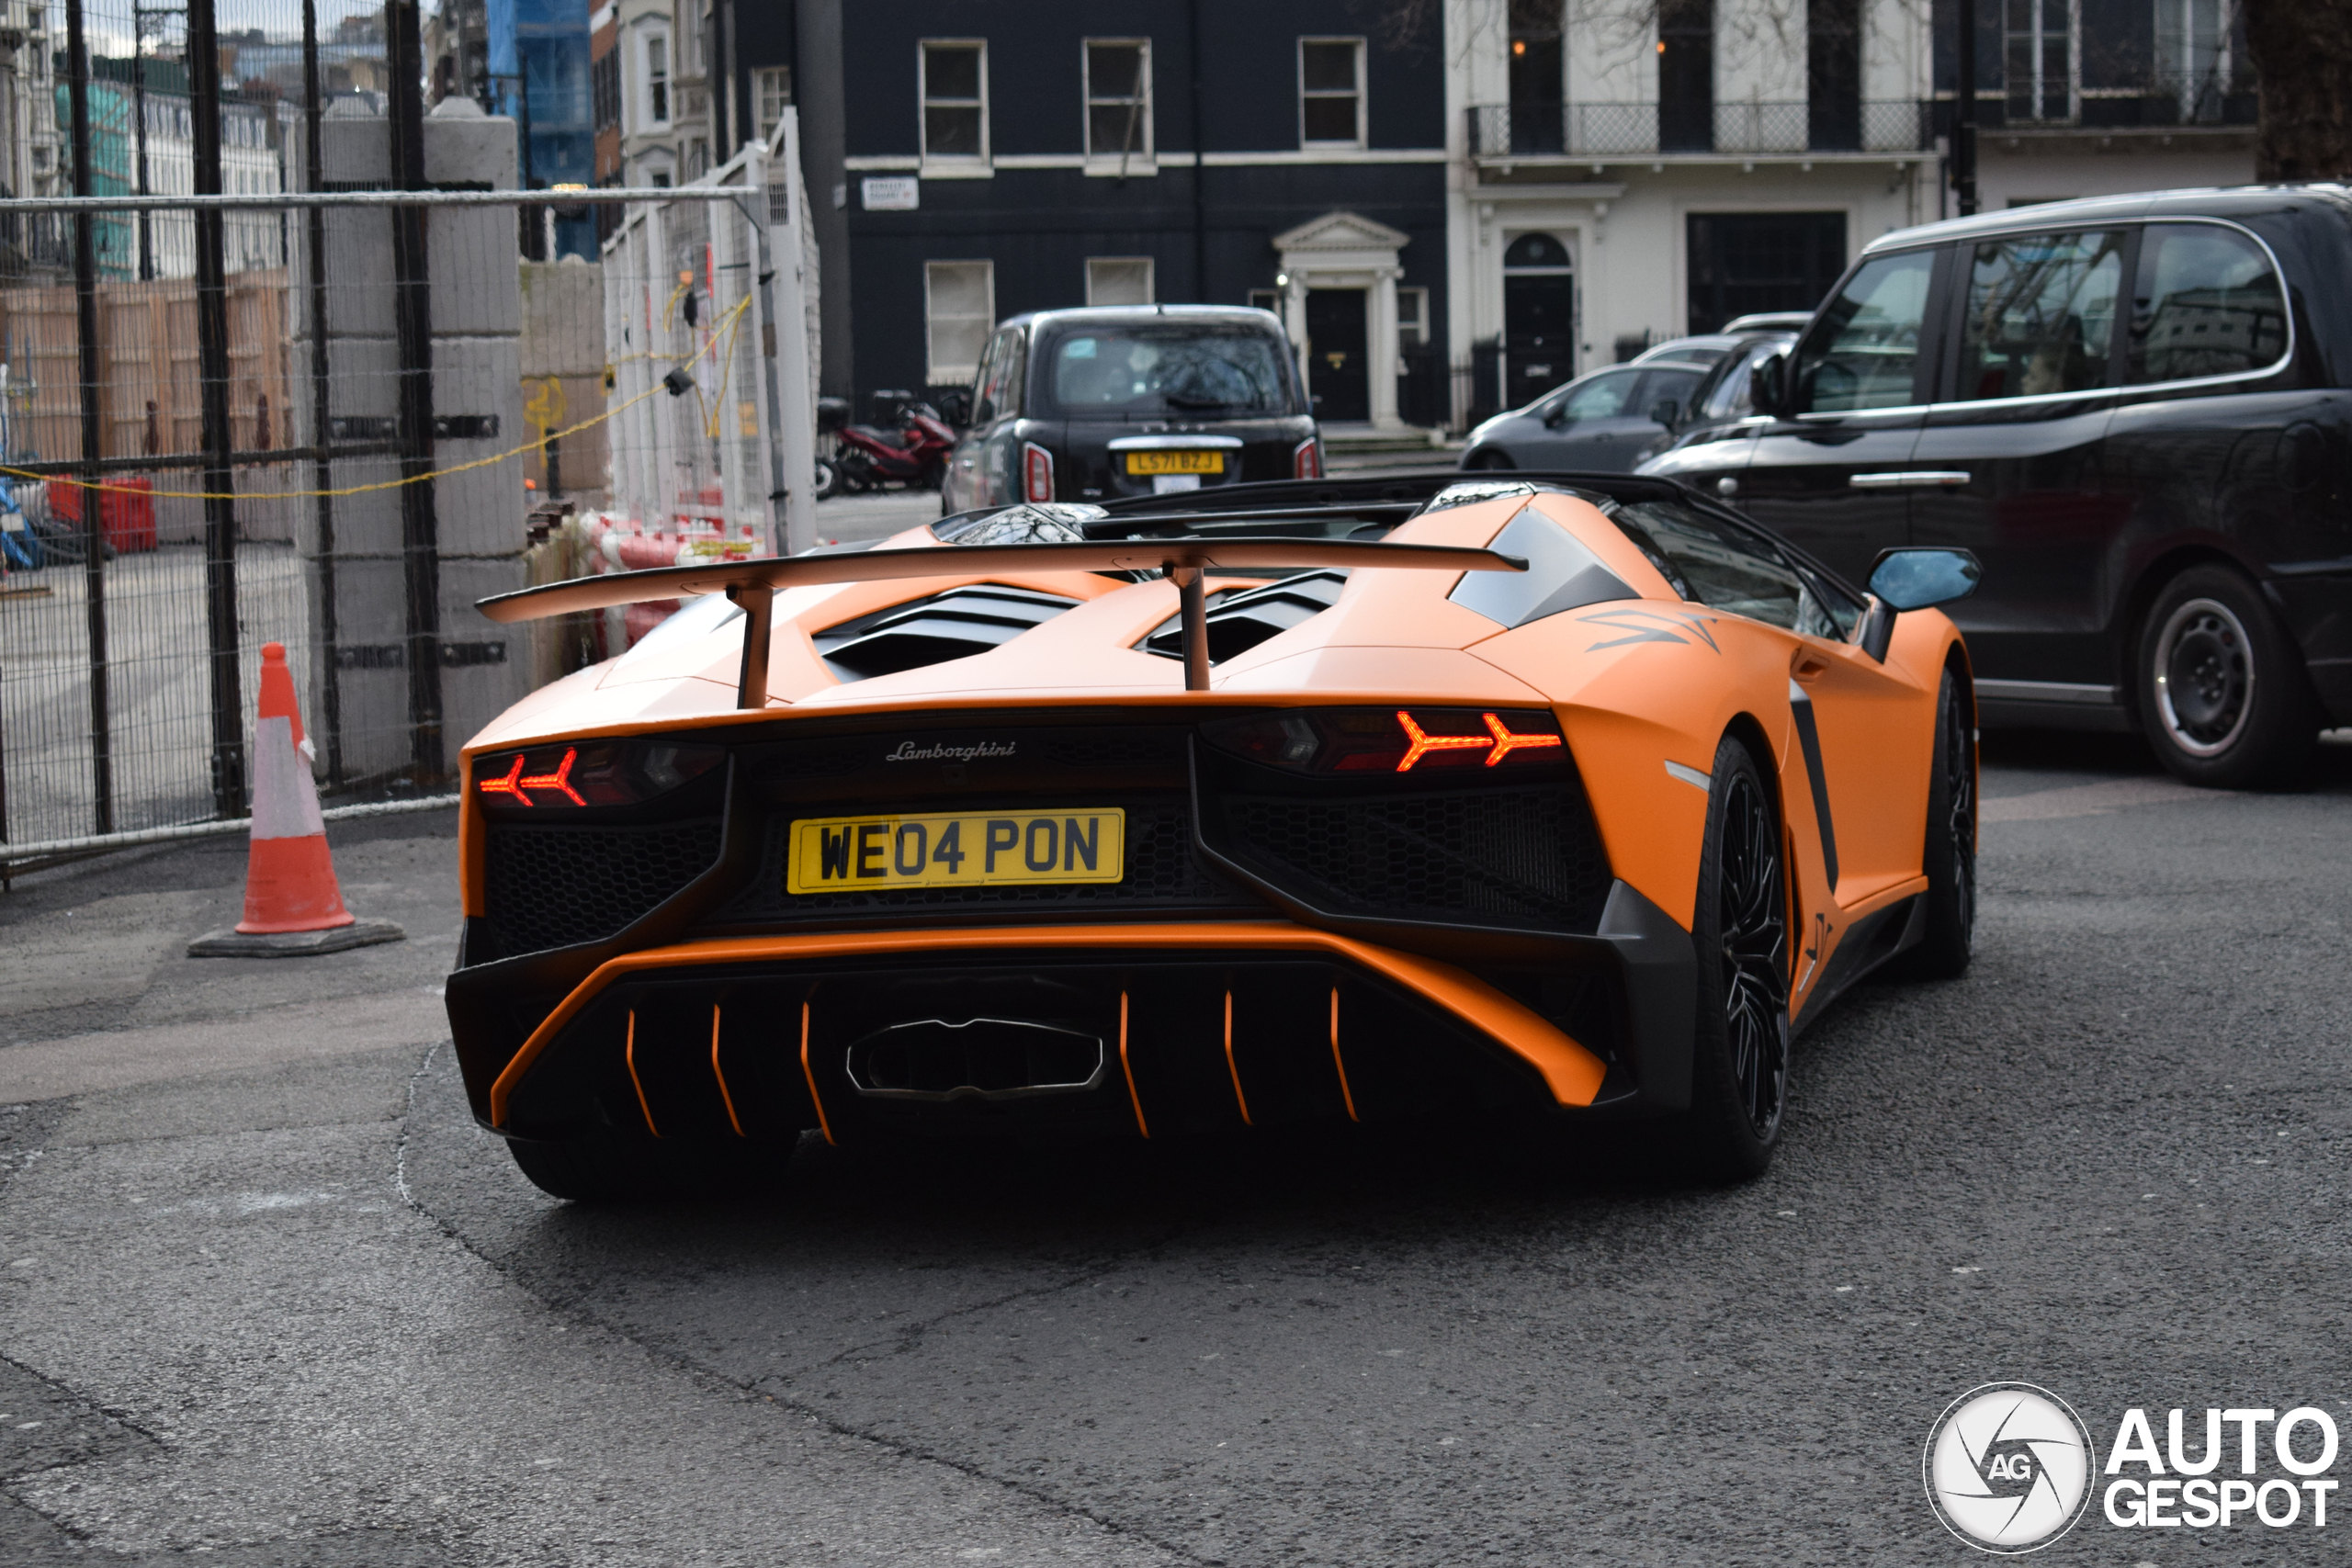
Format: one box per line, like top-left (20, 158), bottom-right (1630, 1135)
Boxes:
top-left (4, 296), bottom-right (754, 503)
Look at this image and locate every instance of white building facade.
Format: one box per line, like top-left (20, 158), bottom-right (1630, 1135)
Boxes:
top-left (1444, 0), bottom-right (1936, 415)
top-left (1442, 0), bottom-right (2256, 422)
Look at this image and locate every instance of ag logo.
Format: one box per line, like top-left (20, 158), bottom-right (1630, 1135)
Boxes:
top-left (1924, 1383), bottom-right (2097, 1552)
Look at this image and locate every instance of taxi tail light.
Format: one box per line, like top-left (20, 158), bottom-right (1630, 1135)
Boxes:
top-left (1200, 707), bottom-right (1565, 776)
top-left (473, 740), bottom-right (723, 808)
top-left (1023, 441), bottom-right (1055, 502)
top-left (1293, 435), bottom-right (1323, 479)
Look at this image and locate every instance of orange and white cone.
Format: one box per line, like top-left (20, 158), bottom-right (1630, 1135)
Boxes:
top-left (187, 642), bottom-right (404, 958)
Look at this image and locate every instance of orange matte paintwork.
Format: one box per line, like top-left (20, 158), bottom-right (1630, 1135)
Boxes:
top-left (484, 921), bottom-right (1612, 1129)
top-left (1118, 991), bottom-right (1148, 1138)
top-left (460, 491), bottom-right (1967, 1112)
top-left (711, 1006), bottom-right (746, 1137)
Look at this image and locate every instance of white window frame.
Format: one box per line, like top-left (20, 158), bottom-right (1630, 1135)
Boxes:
top-left (754, 65), bottom-right (792, 141)
top-left (1298, 36), bottom-right (1367, 150)
top-left (2154, 0), bottom-right (2231, 120)
top-left (1085, 256), bottom-right (1156, 306)
top-left (925, 259), bottom-right (997, 385)
top-left (641, 26), bottom-right (671, 128)
top-left (920, 39), bottom-right (990, 166)
top-left (1397, 286), bottom-right (1429, 350)
top-left (1083, 39), bottom-right (1153, 168)
top-left (2004, 0), bottom-right (2079, 124)
top-left (1248, 288), bottom-right (1281, 314)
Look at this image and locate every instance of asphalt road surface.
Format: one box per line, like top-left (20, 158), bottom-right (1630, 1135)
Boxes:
top-left (2, 731), bottom-right (2347, 1566)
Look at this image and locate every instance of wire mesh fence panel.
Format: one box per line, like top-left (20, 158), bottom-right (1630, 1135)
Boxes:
top-left (0, 0), bottom-right (805, 866)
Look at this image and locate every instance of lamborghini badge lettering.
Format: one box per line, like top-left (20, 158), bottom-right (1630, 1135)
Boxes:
top-left (886, 739), bottom-right (1018, 762)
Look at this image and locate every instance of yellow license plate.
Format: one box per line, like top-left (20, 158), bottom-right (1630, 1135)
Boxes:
top-left (787, 809), bottom-right (1126, 894)
top-left (1125, 450), bottom-right (1225, 476)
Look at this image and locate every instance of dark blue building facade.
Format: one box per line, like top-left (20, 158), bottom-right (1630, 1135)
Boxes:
top-left (797, 0), bottom-right (1448, 425)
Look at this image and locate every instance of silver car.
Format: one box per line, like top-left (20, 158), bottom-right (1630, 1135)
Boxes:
top-left (1458, 359), bottom-right (1708, 472)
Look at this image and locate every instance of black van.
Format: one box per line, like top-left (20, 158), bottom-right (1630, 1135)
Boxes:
top-left (939, 306), bottom-right (1323, 514)
top-left (1641, 186), bottom-right (2352, 786)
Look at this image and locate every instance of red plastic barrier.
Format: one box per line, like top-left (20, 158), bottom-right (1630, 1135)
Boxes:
top-left (51, 476), bottom-right (157, 553)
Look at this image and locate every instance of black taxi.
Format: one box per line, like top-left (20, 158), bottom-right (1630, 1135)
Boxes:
top-left (939, 306), bottom-right (1323, 514)
top-left (1642, 186), bottom-right (2352, 787)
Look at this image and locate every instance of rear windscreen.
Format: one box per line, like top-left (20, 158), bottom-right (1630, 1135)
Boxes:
top-left (1039, 326), bottom-right (1295, 417)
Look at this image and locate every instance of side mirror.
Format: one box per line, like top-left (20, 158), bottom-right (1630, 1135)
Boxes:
top-left (1748, 350), bottom-right (1791, 420)
top-left (1648, 397), bottom-right (1680, 427)
top-left (1855, 547), bottom-right (1982, 660)
top-left (1543, 408), bottom-right (1568, 428)
top-left (1869, 547), bottom-right (1982, 611)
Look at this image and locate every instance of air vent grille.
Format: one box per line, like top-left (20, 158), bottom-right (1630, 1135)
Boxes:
top-left (814, 584), bottom-right (1080, 682)
top-left (1142, 570), bottom-right (1347, 663)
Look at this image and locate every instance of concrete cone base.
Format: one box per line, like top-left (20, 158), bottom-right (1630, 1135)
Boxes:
top-left (187, 918), bottom-right (408, 959)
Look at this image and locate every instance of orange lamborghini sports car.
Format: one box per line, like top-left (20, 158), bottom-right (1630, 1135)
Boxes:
top-left (450, 475), bottom-right (1981, 1199)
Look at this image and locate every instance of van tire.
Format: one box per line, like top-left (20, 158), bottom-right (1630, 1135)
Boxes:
top-left (2136, 566), bottom-right (2316, 788)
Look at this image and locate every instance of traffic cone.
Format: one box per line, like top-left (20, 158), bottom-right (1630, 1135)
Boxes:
top-left (187, 643), bottom-right (405, 958)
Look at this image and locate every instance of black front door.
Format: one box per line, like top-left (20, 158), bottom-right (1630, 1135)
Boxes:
top-left (1503, 232), bottom-right (1575, 411)
top-left (1305, 289), bottom-right (1370, 423)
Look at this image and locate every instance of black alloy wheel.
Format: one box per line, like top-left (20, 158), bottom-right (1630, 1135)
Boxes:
top-left (1683, 739), bottom-right (1791, 1179)
top-left (1892, 667), bottom-right (1977, 980)
top-left (2136, 565), bottom-right (2317, 788)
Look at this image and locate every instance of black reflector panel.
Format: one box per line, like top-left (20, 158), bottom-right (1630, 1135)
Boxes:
top-left (813, 584), bottom-right (1080, 681)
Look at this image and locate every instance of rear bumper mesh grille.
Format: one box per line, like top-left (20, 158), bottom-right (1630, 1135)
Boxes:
top-left (1219, 784), bottom-right (1611, 932)
top-left (484, 818), bottom-right (723, 954)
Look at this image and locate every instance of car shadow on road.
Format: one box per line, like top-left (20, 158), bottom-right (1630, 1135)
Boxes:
top-left (1980, 723), bottom-right (2352, 795)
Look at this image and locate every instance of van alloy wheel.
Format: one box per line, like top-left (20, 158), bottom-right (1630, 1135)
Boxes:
top-left (2153, 596), bottom-right (2254, 758)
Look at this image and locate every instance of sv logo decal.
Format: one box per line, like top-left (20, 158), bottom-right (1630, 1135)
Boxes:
top-left (1576, 606), bottom-right (1721, 652)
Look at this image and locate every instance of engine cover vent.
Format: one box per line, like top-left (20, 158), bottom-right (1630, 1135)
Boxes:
top-left (813, 583), bottom-right (1080, 682)
top-left (1143, 570), bottom-right (1348, 664)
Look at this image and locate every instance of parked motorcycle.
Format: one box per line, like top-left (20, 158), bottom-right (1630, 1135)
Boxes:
top-left (814, 394), bottom-right (957, 499)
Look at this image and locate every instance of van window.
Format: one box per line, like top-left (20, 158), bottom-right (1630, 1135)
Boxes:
top-left (972, 328), bottom-right (1024, 423)
top-left (1041, 323), bottom-right (1293, 416)
top-left (1608, 497), bottom-right (1859, 637)
top-left (1794, 250), bottom-right (1935, 413)
top-left (1953, 230), bottom-right (2124, 400)
top-left (1558, 368), bottom-right (1640, 420)
top-left (2128, 223), bottom-right (2289, 384)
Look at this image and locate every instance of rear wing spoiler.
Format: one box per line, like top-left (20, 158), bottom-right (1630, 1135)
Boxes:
top-left (476, 537), bottom-right (1526, 705)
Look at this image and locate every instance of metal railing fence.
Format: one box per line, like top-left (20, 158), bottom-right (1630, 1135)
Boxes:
top-left (0, 177), bottom-right (795, 874)
top-left (1466, 100), bottom-right (1933, 159)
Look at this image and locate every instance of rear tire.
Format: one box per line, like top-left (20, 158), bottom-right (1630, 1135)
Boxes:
top-left (2136, 565), bottom-right (2317, 788)
top-left (1463, 447), bottom-right (1516, 471)
top-left (1679, 739), bottom-right (1791, 1181)
top-left (813, 457), bottom-right (841, 501)
top-left (1888, 666), bottom-right (1977, 981)
top-left (507, 1133), bottom-right (794, 1203)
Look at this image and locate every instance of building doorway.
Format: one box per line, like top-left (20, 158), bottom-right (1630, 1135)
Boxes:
top-left (1685, 211), bottom-right (1847, 333)
top-left (1502, 231), bottom-right (1575, 410)
top-left (1305, 288), bottom-right (1371, 423)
